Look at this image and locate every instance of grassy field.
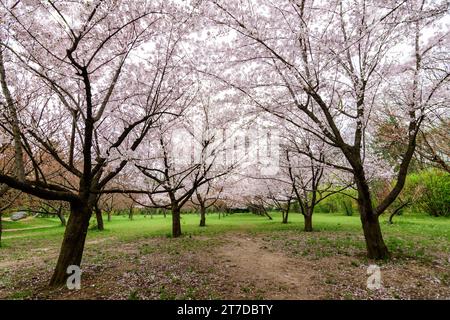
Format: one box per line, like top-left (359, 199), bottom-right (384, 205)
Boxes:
top-left (2, 212), bottom-right (450, 251)
top-left (1, 212), bottom-right (450, 300)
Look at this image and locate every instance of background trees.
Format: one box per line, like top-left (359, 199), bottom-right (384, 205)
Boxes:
top-left (192, 181), bottom-right (223, 227)
top-left (134, 98), bottom-right (235, 237)
top-left (283, 137), bottom-right (349, 232)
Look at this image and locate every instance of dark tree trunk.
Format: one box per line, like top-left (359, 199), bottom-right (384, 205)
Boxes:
top-left (95, 205), bottom-right (104, 231)
top-left (49, 202), bottom-right (92, 286)
top-left (304, 213), bottom-right (313, 232)
top-left (356, 179), bottom-right (390, 259)
top-left (351, 165), bottom-right (390, 259)
top-left (388, 200), bottom-right (410, 224)
top-left (260, 207), bottom-right (273, 220)
top-left (199, 205), bottom-right (206, 227)
top-left (172, 206), bottom-right (181, 237)
top-left (388, 211), bottom-right (395, 224)
top-left (360, 209), bottom-right (389, 259)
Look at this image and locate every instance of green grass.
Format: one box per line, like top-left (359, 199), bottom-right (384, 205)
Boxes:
top-left (2, 217), bottom-right (58, 229)
top-left (7, 289), bottom-right (33, 300)
top-left (1, 212), bottom-right (450, 256)
top-left (1, 211), bottom-right (450, 300)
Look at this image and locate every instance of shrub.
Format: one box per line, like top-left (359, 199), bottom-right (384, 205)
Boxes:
top-left (403, 169), bottom-right (450, 217)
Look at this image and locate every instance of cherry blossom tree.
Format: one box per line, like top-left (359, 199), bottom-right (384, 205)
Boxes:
top-left (191, 180), bottom-right (223, 227)
top-left (204, 0), bottom-right (450, 259)
top-left (0, 0), bottom-right (200, 285)
top-left (283, 137), bottom-right (350, 231)
top-left (259, 173), bottom-right (295, 224)
top-left (133, 97), bottom-right (236, 237)
top-left (0, 138), bottom-right (21, 247)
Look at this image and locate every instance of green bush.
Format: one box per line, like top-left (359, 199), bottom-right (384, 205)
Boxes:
top-left (314, 198), bottom-right (338, 213)
top-left (315, 190), bottom-right (357, 215)
top-left (403, 169), bottom-right (450, 217)
top-left (340, 196), bottom-right (354, 216)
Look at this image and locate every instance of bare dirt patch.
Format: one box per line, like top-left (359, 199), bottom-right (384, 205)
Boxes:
top-left (264, 230), bottom-right (450, 299)
top-left (216, 234), bottom-right (323, 299)
top-left (1, 231), bottom-right (449, 300)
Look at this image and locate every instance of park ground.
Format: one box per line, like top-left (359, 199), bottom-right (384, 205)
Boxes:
top-left (0, 212), bottom-right (449, 300)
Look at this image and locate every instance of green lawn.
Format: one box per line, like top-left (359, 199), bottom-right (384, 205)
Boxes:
top-left (1, 211), bottom-right (450, 300)
top-left (2, 212), bottom-right (450, 254)
top-left (2, 218), bottom-right (58, 229)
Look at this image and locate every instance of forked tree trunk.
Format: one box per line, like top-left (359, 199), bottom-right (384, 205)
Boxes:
top-left (172, 206), bottom-right (181, 237)
top-left (356, 176), bottom-right (390, 260)
top-left (359, 203), bottom-right (389, 259)
top-left (49, 202), bottom-right (92, 286)
top-left (199, 205), bottom-right (206, 227)
top-left (94, 205), bottom-right (104, 231)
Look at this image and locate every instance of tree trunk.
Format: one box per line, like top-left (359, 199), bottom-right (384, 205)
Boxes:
top-left (0, 48), bottom-right (25, 182)
top-left (129, 205), bottom-right (133, 221)
top-left (282, 211), bottom-right (289, 224)
top-left (388, 211), bottom-right (394, 224)
top-left (95, 205), bottom-right (104, 231)
top-left (107, 211), bottom-right (112, 222)
top-left (0, 211), bottom-right (2, 247)
top-left (57, 212), bottom-right (66, 227)
top-left (199, 205), bottom-right (206, 227)
top-left (49, 202), bottom-right (92, 286)
top-left (56, 206), bottom-right (66, 226)
top-left (352, 166), bottom-right (390, 259)
top-left (261, 207), bottom-right (273, 220)
top-left (360, 211), bottom-right (389, 259)
top-left (357, 185), bottom-right (390, 259)
top-left (388, 200), bottom-right (410, 224)
top-left (304, 213), bottom-right (313, 232)
top-left (172, 206), bottom-right (181, 237)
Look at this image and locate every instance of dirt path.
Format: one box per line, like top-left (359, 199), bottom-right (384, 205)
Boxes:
top-left (217, 234), bottom-right (321, 299)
